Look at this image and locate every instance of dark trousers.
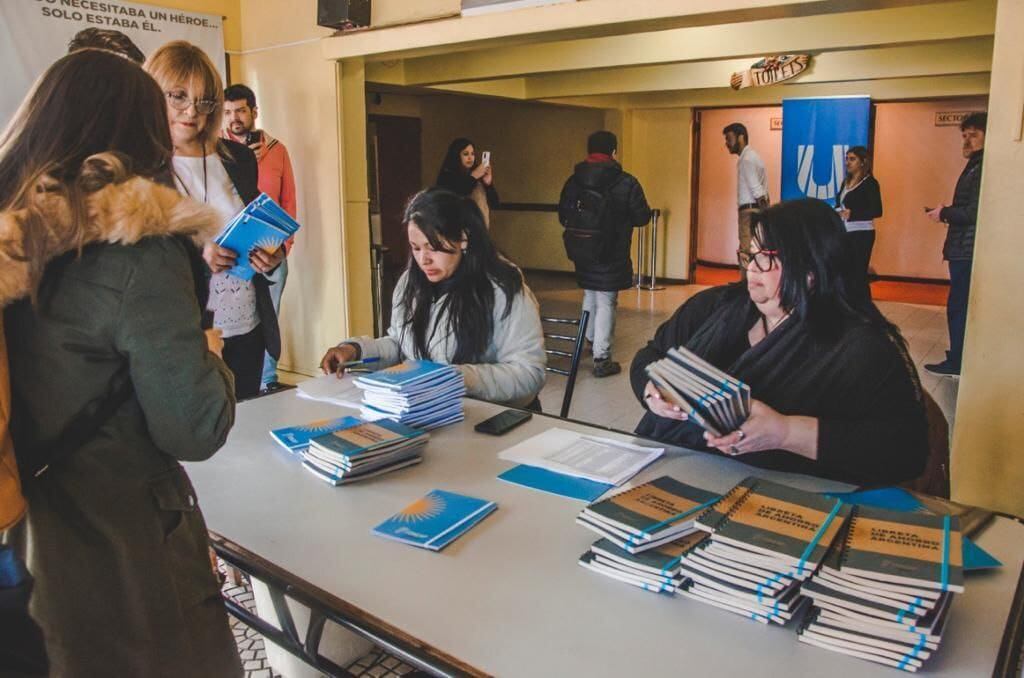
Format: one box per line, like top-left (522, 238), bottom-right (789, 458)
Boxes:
top-left (222, 325), bottom-right (266, 400)
top-left (946, 260), bottom-right (972, 368)
top-left (848, 230), bottom-right (876, 279)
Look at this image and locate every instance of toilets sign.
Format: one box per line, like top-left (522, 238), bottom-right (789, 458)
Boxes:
top-left (0, 0), bottom-right (226, 126)
top-left (780, 97), bottom-right (871, 202)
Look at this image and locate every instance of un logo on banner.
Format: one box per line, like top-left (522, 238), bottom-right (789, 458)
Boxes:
top-left (795, 144), bottom-right (849, 200)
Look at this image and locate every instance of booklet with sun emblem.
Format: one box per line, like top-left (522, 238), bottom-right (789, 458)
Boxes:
top-left (270, 416), bottom-right (362, 454)
top-left (215, 193), bottom-right (300, 281)
top-left (373, 489), bottom-right (497, 551)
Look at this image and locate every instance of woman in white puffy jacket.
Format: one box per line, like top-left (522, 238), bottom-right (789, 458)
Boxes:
top-left (321, 188), bottom-right (546, 409)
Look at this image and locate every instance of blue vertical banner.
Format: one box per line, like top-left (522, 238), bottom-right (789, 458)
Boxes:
top-left (781, 97), bottom-right (870, 201)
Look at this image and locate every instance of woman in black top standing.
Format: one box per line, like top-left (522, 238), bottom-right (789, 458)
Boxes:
top-left (146, 41), bottom-right (284, 399)
top-left (835, 145), bottom-right (882, 278)
top-left (435, 137), bottom-right (499, 227)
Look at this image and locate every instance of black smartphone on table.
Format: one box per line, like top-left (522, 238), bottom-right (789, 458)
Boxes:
top-left (474, 409), bottom-right (532, 436)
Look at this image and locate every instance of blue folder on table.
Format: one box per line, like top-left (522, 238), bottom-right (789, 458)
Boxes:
top-left (498, 464), bottom-right (612, 502)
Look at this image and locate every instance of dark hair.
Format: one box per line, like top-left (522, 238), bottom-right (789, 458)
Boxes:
top-left (846, 145), bottom-right (870, 172)
top-left (225, 83), bottom-right (257, 109)
top-left (751, 199), bottom-right (901, 342)
top-left (400, 188), bottom-right (524, 364)
top-left (0, 49), bottom-right (172, 292)
top-left (960, 112), bottom-right (987, 132)
top-left (67, 28), bottom-right (145, 64)
top-left (587, 130), bottom-right (617, 155)
top-left (437, 137), bottom-right (475, 183)
top-left (723, 123), bottom-right (748, 142)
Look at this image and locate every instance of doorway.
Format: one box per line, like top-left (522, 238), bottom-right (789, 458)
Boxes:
top-left (367, 114), bottom-right (422, 331)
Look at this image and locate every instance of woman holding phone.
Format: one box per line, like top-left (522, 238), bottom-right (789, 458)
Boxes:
top-left (435, 137), bottom-right (499, 227)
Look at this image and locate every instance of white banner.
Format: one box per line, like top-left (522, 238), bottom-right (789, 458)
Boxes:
top-left (0, 0), bottom-right (226, 127)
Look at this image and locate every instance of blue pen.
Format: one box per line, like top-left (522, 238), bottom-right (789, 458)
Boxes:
top-left (340, 357), bottom-right (380, 368)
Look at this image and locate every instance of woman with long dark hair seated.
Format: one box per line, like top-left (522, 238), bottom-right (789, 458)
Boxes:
top-left (435, 137), bottom-right (499, 227)
top-left (630, 199), bottom-right (927, 486)
top-left (321, 188), bottom-right (545, 408)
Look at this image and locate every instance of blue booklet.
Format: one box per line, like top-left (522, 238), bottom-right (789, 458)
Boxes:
top-left (373, 489), bottom-right (497, 551)
top-left (824, 488), bottom-right (1002, 571)
top-left (498, 464), bottom-right (612, 502)
top-left (270, 416), bottom-right (361, 454)
top-left (215, 193), bottom-right (300, 281)
top-left (355, 361), bottom-right (460, 390)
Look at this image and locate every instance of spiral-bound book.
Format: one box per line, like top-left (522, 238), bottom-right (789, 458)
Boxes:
top-left (644, 346), bottom-right (750, 437)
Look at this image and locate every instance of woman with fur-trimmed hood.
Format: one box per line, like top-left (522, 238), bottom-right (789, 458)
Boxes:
top-left (0, 50), bottom-right (241, 676)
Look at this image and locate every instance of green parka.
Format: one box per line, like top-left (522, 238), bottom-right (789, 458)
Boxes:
top-left (2, 165), bottom-right (242, 677)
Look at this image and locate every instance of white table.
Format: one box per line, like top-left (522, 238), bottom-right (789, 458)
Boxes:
top-left (187, 390), bottom-right (1024, 677)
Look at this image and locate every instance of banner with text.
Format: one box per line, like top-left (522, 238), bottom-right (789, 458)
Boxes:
top-left (0, 0), bottom-right (225, 127)
top-left (780, 96), bottom-right (870, 202)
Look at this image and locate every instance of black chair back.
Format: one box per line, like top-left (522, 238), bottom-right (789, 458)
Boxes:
top-left (541, 311), bottom-right (590, 419)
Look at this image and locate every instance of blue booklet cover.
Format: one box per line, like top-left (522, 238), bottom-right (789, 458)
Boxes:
top-left (270, 416), bottom-right (360, 454)
top-left (355, 361), bottom-right (459, 390)
top-left (309, 417), bottom-right (425, 460)
top-left (824, 487), bottom-right (1001, 571)
top-left (215, 213), bottom-right (291, 281)
top-left (249, 193), bottom-right (300, 235)
top-left (373, 489), bottom-right (496, 551)
top-left (498, 464), bottom-right (612, 502)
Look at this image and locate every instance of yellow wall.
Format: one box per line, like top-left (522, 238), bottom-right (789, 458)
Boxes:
top-left (234, 0), bottom-right (356, 376)
top-left (630, 108), bottom-right (693, 280)
top-left (415, 95), bottom-right (605, 273)
top-left (951, 0), bottom-right (1024, 518)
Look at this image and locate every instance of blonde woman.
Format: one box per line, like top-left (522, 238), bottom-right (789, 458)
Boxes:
top-left (146, 41), bottom-right (285, 399)
top-left (1, 49), bottom-right (240, 676)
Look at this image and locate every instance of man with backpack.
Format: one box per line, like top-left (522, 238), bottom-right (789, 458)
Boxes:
top-left (559, 131), bottom-right (652, 377)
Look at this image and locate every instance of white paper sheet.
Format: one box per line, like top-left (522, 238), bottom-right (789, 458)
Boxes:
top-left (295, 374), bottom-right (363, 409)
top-left (498, 427), bottom-right (664, 486)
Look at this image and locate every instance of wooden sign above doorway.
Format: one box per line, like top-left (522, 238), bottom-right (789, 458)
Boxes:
top-left (730, 55), bottom-right (810, 90)
top-left (935, 111), bottom-right (975, 127)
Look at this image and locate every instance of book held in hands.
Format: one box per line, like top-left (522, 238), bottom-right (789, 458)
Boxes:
top-left (215, 193), bottom-right (300, 281)
top-left (644, 346), bottom-right (750, 437)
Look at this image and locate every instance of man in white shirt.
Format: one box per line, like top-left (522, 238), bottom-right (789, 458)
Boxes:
top-left (724, 122), bottom-right (769, 254)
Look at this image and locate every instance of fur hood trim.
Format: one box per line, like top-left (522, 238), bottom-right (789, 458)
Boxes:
top-left (0, 166), bottom-right (221, 307)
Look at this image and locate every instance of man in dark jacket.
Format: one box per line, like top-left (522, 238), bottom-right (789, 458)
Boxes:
top-left (559, 131), bottom-right (652, 377)
top-left (925, 112), bottom-right (986, 377)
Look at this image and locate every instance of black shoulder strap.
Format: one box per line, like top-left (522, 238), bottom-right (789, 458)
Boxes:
top-left (21, 366), bottom-right (134, 480)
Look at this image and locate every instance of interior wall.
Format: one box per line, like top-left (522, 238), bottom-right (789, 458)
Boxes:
top-left (416, 95), bottom-right (605, 272)
top-left (872, 97), bottom-right (988, 280)
top-left (696, 107), bottom-right (783, 264)
top-left (237, 0), bottom-right (351, 376)
top-left (630, 108), bottom-right (693, 279)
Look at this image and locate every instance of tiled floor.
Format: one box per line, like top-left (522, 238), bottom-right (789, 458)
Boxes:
top-left (526, 271), bottom-right (959, 431)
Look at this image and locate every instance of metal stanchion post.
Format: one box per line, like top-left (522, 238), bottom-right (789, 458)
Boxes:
top-left (634, 220), bottom-right (647, 289)
top-left (646, 209), bottom-right (664, 291)
top-left (370, 244), bottom-right (386, 337)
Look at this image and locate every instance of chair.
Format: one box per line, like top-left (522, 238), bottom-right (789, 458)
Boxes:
top-left (541, 311), bottom-right (590, 419)
top-left (900, 390), bottom-right (950, 498)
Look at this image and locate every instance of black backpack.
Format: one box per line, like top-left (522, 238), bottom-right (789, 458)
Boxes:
top-left (559, 177), bottom-right (616, 265)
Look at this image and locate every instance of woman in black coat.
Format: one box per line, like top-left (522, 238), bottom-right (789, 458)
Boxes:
top-left (435, 137), bottom-right (499, 227)
top-left (631, 199), bottom-right (927, 487)
top-left (835, 145), bottom-right (882, 278)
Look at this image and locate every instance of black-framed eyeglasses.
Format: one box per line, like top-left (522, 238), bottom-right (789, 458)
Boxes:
top-left (737, 248), bottom-right (779, 272)
top-left (165, 90), bottom-right (218, 115)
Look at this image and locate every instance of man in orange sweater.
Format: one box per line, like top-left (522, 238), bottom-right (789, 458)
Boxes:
top-left (223, 84), bottom-right (297, 391)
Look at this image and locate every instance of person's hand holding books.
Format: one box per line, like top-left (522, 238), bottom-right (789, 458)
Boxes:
top-left (642, 381), bottom-right (688, 421)
top-left (203, 241), bottom-right (237, 273)
top-left (703, 400), bottom-right (818, 460)
top-left (250, 246), bottom-right (285, 274)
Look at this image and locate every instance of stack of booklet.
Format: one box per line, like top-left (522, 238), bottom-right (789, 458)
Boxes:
top-left (270, 416), bottom-right (358, 455)
top-left (682, 477), bottom-right (852, 626)
top-left (797, 506), bottom-right (963, 672)
top-left (576, 476), bottom-right (721, 553)
top-left (301, 416), bottom-right (429, 485)
top-left (578, 531), bottom-right (708, 595)
top-left (354, 360), bottom-right (465, 430)
top-left (216, 193), bottom-right (300, 281)
top-left (644, 346), bottom-right (750, 436)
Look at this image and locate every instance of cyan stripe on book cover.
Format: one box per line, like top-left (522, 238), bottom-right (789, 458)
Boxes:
top-left (660, 554), bottom-right (686, 577)
top-left (897, 635), bottom-right (928, 670)
top-left (792, 499), bottom-right (844, 577)
top-left (941, 514), bottom-right (950, 591)
top-left (626, 495), bottom-right (722, 546)
top-left (756, 574), bottom-right (785, 603)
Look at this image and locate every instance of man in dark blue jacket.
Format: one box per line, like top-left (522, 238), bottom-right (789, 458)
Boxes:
top-left (925, 112), bottom-right (986, 377)
top-left (559, 131), bottom-right (652, 377)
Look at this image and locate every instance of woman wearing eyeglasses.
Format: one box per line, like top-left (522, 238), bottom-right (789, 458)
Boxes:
top-left (630, 199), bottom-right (927, 486)
top-left (146, 41), bottom-right (284, 399)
